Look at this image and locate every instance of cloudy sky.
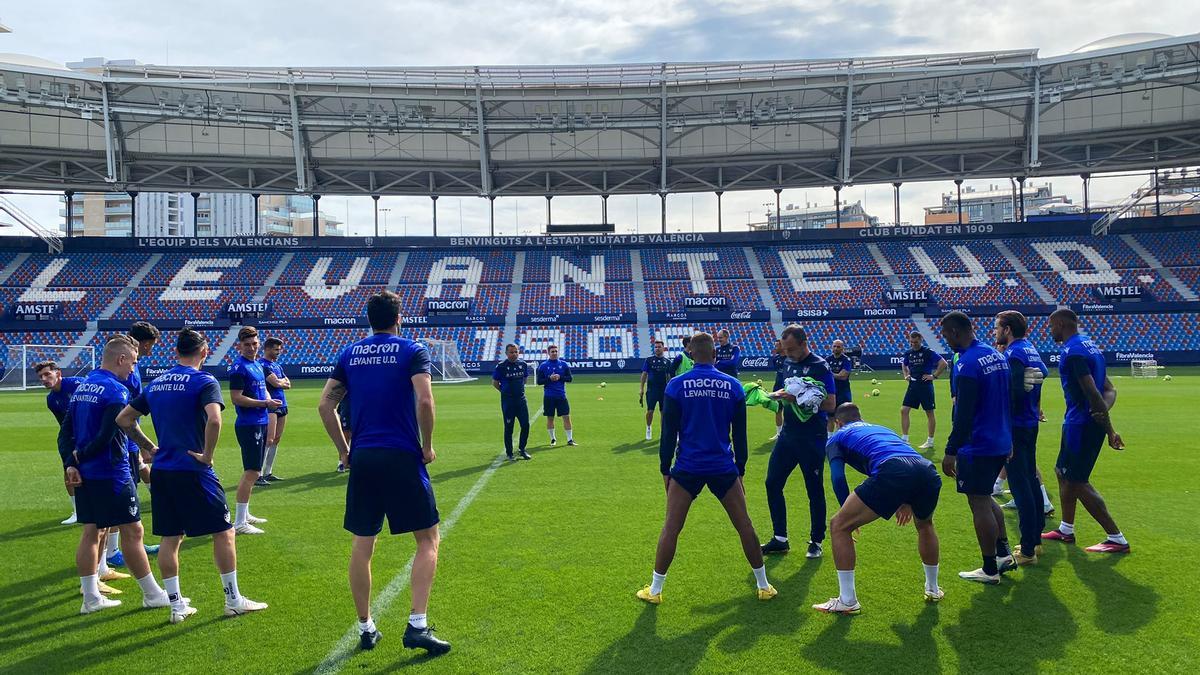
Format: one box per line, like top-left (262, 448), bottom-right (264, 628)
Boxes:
top-left (1, 1), bottom-right (1196, 235)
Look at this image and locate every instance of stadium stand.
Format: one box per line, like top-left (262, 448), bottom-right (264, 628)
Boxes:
top-left (400, 250), bottom-right (516, 284)
top-left (768, 276), bottom-right (893, 310)
top-left (641, 247), bottom-right (753, 280)
top-left (276, 251), bottom-right (399, 286)
top-left (1, 252), bottom-right (152, 287)
top-left (513, 324), bottom-right (639, 361)
top-left (876, 240), bottom-right (1014, 275)
top-left (519, 282), bottom-right (633, 315)
top-left (644, 280), bottom-right (765, 313)
top-left (140, 252), bottom-right (285, 287)
top-left (755, 243), bottom-right (881, 278)
top-left (1131, 230), bottom-right (1200, 267)
top-left (523, 250), bottom-right (633, 282)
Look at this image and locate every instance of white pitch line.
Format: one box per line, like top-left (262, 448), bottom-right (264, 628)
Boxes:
top-left (315, 410), bottom-right (542, 674)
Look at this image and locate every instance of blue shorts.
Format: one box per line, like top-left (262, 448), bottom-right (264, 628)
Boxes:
top-left (76, 477), bottom-right (141, 529)
top-left (645, 387), bottom-right (665, 412)
top-left (543, 396), bottom-right (570, 418)
top-left (236, 424), bottom-right (267, 472)
top-left (902, 381), bottom-right (936, 410)
top-left (1057, 422), bottom-right (1106, 483)
top-left (854, 456), bottom-right (941, 520)
top-left (670, 470), bottom-right (739, 500)
top-left (150, 468), bottom-right (232, 537)
top-left (955, 453), bottom-right (1007, 495)
top-left (344, 448), bottom-right (439, 536)
top-left (271, 406), bottom-right (288, 417)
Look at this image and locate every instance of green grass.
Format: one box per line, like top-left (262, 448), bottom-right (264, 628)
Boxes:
top-left (2, 368), bottom-right (1198, 674)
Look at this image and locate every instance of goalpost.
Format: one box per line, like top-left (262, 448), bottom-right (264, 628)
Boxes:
top-left (420, 339), bottom-right (475, 384)
top-left (1130, 359), bottom-right (1164, 379)
top-left (0, 344), bottom-right (96, 391)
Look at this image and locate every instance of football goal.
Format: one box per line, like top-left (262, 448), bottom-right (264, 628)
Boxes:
top-left (0, 344), bottom-right (96, 391)
top-left (1130, 359), bottom-right (1164, 379)
top-left (420, 338), bottom-right (475, 384)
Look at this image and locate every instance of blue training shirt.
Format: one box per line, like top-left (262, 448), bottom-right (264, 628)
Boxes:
top-left (827, 353), bottom-right (853, 393)
top-left (64, 368), bottom-right (131, 481)
top-left (826, 421), bottom-right (923, 476)
top-left (642, 355), bottom-right (673, 391)
top-left (947, 338), bottom-right (1011, 457)
top-left (903, 346), bottom-right (945, 379)
top-left (536, 359), bottom-right (572, 399)
top-left (1060, 333), bottom-right (1106, 425)
top-left (779, 352), bottom-right (837, 430)
top-left (130, 365), bottom-right (225, 472)
top-left (715, 342), bottom-right (741, 376)
top-left (47, 376), bottom-right (83, 423)
top-left (331, 333), bottom-right (431, 454)
top-left (118, 364), bottom-right (144, 454)
top-left (258, 357), bottom-right (287, 407)
top-left (1005, 338), bottom-right (1047, 428)
top-left (661, 363), bottom-right (747, 476)
top-left (229, 355), bottom-right (269, 427)
top-left (493, 359), bottom-right (531, 398)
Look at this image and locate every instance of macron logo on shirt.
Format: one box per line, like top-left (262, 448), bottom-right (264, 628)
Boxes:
top-left (682, 376), bottom-right (734, 399)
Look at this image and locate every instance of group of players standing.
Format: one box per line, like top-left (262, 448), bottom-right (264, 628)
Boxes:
top-left (635, 308), bottom-right (1129, 616)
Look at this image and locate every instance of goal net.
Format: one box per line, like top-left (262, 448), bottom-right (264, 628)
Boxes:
top-left (1130, 359), bottom-right (1163, 379)
top-left (0, 344), bottom-right (96, 391)
top-left (420, 338), bottom-right (474, 384)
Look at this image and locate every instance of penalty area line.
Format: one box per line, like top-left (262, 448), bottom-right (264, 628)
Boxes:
top-left (315, 410), bottom-right (542, 674)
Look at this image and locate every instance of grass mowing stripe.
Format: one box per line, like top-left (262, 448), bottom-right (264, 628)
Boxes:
top-left (314, 410), bottom-right (542, 674)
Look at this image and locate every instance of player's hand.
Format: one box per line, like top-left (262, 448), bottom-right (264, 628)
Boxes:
top-left (550, 374), bottom-right (560, 382)
top-left (941, 454), bottom-right (957, 478)
top-left (188, 450), bottom-right (214, 467)
top-left (64, 467), bottom-right (82, 487)
top-left (638, 393), bottom-right (644, 408)
top-left (1108, 432), bottom-right (1125, 451)
top-left (338, 449), bottom-right (350, 469)
top-left (921, 374), bottom-right (934, 382)
top-left (140, 446), bottom-right (158, 464)
top-left (895, 504), bottom-right (914, 527)
top-left (851, 527), bottom-right (862, 542)
top-left (422, 446), bottom-right (436, 465)
top-left (266, 398), bottom-right (283, 411)
top-left (1023, 367), bottom-right (1044, 393)
top-left (1090, 409), bottom-right (1110, 426)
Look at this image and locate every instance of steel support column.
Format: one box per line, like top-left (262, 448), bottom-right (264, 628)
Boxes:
top-left (431, 195), bottom-right (439, 236)
top-left (65, 190), bottom-right (74, 237)
top-left (191, 191), bottom-right (200, 237)
top-left (955, 179), bottom-right (964, 225)
top-left (716, 191), bottom-right (723, 232)
top-left (288, 86), bottom-right (307, 192)
top-left (128, 191), bottom-right (138, 236)
top-left (372, 194), bottom-right (380, 238)
top-left (834, 185), bottom-right (842, 228)
top-left (1081, 174), bottom-right (1090, 215)
top-left (312, 194), bottom-right (321, 236)
top-left (892, 182), bottom-right (901, 226)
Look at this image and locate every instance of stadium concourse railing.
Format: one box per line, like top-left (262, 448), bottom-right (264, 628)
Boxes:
top-left (1, 214), bottom-right (1199, 379)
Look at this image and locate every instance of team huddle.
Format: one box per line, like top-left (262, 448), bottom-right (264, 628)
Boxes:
top-left (41, 292), bottom-right (1128, 657)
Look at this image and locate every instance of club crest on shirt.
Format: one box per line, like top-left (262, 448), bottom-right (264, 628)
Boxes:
top-left (223, 508), bottom-right (231, 523)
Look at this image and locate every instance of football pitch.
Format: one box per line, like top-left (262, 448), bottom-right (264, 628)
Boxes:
top-left (2, 368), bottom-right (1198, 674)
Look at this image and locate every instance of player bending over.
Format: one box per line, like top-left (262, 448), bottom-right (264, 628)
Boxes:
top-left (537, 345), bottom-right (576, 446)
top-left (939, 312), bottom-right (1015, 584)
top-left (493, 344), bottom-right (533, 460)
top-left (813, 403), bottom-right (943, 614)
top-left (258, 336), bottom-right (292, 483)
top-left (639, 340), bottom-right (673, 441)
top-left (1041, 309), bottom-right (1129, 554)
top-left (637, 332), bottom-right (775, 604)
top-left (39, 361), bottom-right (84, 524)
top-left (317, 291), bottom-right (450, 655)
top-left (117, 328), bottom-right (267, 622)
top-left (59, 336), bottom-right (171, 614)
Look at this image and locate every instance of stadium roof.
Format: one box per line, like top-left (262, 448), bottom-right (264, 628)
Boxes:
top-left (0, 34), bottom-right (1198, 198)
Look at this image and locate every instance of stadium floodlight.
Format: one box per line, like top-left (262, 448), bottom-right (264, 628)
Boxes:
top-left (0, 344), bottom-right (95, 391)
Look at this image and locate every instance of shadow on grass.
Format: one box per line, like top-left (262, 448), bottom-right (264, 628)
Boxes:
top-left (0, 520), bottom-right (71, 544)
top-left (581, 562), bottom-right (820, 673)
top-left (611, 439), bottom-right (657, 456)
top-left (802, 603), bottom-right (942, 673)
top-left (1065, 545), bottom-right (1158, 634)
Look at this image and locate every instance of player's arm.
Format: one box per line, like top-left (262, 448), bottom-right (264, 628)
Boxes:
top-left (413, 372), bottom-right (436, 464)
top-left (943, 375), bottom-right (977, 476)
top-left (71, 403), bottom-right (126, 465)
top-left (491, 367), bottom-right (503, 392)
top-left (932, 356), bottom-right (947, 380)
top-left (228, 373), bottom-right (263, 409)
top-left (1007, 356), bottom-right (1026, 416)
top-left (1067, 358), bottom-right (1122, 448)
top-left (732, 397), bottom-right (748, 476)
top-left (560, 363), bottom-right (573, 382)
top-left (116, 402), bottom-right (156, 458)
top-left (57, 408), bottom-right (76, 468)
top-left (1101, 377), bottom-right (1117, 411)
top-left (638, 369), bottom-right (647, 406)
top-left (658, 394), bottom-right (681, 485)
top-left (535, 364), bottom-right (548, 386)
top-left (828, 457), bottom-right (851, 506)
top-left (50, 407), bottom-right (67, 425)
top-left (819, 371), bottom-right (837, 413)
top-left (901, 360), bottom-right (911, 381)
top-left (317, 378), bottom-right (351, 463)
top-left (189, 402), bottom-right (224, 467)
top-left (266, 372), bottom-right (291, 390)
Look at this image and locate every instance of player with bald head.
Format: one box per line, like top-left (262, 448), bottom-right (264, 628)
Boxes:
top-left (714, 329), bottom-right (741, 377)
top-left (826, 340), bottom-right (854, 432)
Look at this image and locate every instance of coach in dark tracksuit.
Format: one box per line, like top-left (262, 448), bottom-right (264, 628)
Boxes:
top-left (761, 325), bottom-right (837, 559)
top-left (715, 330), bottom-right (741, 377)
top-left (493, 344), bottom-right (532, 461)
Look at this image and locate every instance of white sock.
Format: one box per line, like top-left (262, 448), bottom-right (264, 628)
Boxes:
top-left (926, 436), bottom-right (935, 445)
top-left (97, 557), bottom-right (110, 576)
top-left (359, 617), bottom-right (377, 634)
top-left (1059, 521), bottom-right (1075, 535)
top-left (164, 575), bottom-right (185, 611)
top-left (901, 435), bottom-right (909, 442)
top-left (649, 571), bottom-right (666, 595)
top-left (1107, 532), bottom-right (1128, 545)
top-left (81, 574), bottom-right (100, 601)
top-left (774, 535), bottom-right (788, 543)
top-left (409, 612), bottom-right (428, 629)
top-left (923, 564), bottom-right (939, 592)
top-left (69, 495), bottom-right (76, 514)
top-left (751, 565), bottom-right (769, 590)
top-left (263, 444), bottom-right (278, 476)
top-left (136, 572), bottom-right (165, 599)
top-left (993, 478), bottom-right (1005, 493)
top-left (220, 570), bottom-right (241, 606)
top-left (836, 570), bottom-right (857, 606)
top-left (566, 429), bottom-right (574, 442)
top-left (646, 426), bottom-right (652, 435)
top-left (1041, 484), bottom-right (1053, 508)
top-left (549, 429), bottom-right (557, 442)
top-left (106, 531), bottom-right (119, 556)
top-left (235, 502), bottom-right (249, 526)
